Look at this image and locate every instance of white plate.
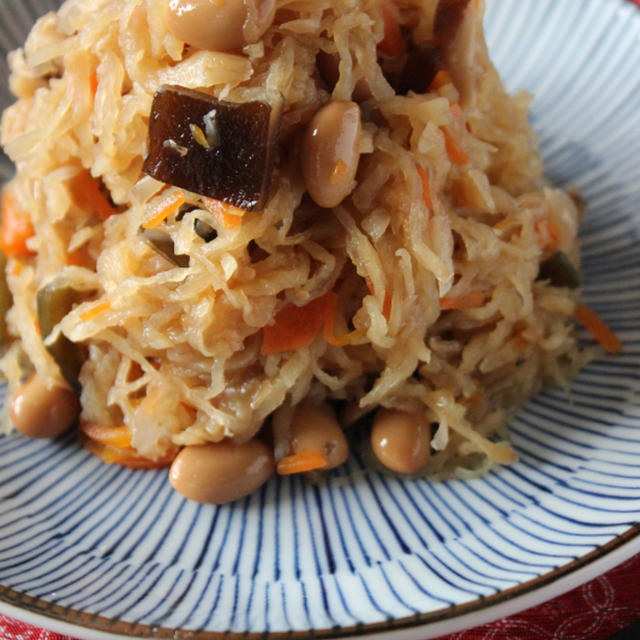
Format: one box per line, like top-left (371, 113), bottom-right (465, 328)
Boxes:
top-left (1, 0), bottom-right (639, 638)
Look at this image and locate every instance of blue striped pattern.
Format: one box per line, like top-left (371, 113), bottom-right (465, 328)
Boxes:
top-left (1, 0), bottom-right (640, 636)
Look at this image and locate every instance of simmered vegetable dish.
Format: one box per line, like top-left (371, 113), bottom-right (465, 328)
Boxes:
top-left (0, 0), bottom-right (620, 503)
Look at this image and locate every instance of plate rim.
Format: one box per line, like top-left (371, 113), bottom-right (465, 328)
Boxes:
top-left (1, 527), bottom-right (638, 639)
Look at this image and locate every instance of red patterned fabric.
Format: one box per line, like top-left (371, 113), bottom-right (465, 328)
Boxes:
top-left (437, 553), bottom-right (640, 640)
top-left (0, 553), bottom-right (638, 639)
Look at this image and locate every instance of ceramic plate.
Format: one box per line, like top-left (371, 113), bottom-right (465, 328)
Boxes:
top-left (1, 0), bottom-right (639, 638)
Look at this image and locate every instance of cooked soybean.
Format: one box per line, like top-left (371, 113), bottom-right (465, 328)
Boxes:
top-left (166, 0), bottom-right (276, 51)
top-left (10, 373), bottom-right (80, 439)
top-left (169, 439), bottom-right (275, 504)
top-left (301, 100), bottom-right (362, 208)
top-left (371, 408), bottom-right (431, 474)
top-left (290, 402), bottom-right (349, 469)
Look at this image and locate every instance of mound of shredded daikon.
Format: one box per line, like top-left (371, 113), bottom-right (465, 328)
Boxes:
top-left (0, 0), bottom-right (603, 484)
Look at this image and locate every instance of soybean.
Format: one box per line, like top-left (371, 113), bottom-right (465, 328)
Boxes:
top-left (169, 439), bottom-right (275, 504)
top-left (166, 0), bottom-right (276, 51)
top-left (290, 402), bottom-right (349, 469)
top-left (301, 100), bottom-right (362, 208)
top-left (371, 408), bottom-right (431, 474)
top-left (10, 373), bottom-right (80, 439)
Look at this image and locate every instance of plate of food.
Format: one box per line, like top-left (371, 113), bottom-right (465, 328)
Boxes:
top-left (0, 0), bottom-right (638, 638)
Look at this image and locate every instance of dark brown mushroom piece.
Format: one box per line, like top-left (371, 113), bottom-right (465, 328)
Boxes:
top-left (143, 85), bottom-right (283, 211)
top-left (316, 51), bottom-right (373, 102)
top-left (193, 218), bottom-right (217, 242)
top-left (433, 0), bottom-right (476, 105)
top-left (434, 0), bottom-right (473, 43)
top-left (139, 228), bottom-right (190, 268)
top-left (538, 252), bottom-right (581, 289)
top-left (395, 42), bottom-right (442, 95)
top-left (37, 279), bottom-right (89, 393)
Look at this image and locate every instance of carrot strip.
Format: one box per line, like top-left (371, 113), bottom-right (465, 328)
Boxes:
top-left (330, 160), bottom-right (348, 185)
top-left (514, 329), bottom-right (530, 347)
top-left (66, 248), bottom-right (86, 266)
top-left (322, 291), bottom-right (362, 346)
top-left (493, 217), bottom-right (511, 231)
top-left (10, 260), bottom-right (24, 276)
top-left (277, 450), bottom-right (328, 475)
top-left (89, 70), bottom-right (98, 97)
top-left (382, 293), bottom-right (392, 320)
top-left (449, 102), bottom-right (464, 120)
top-left (440, 291), bottom-right (485, 311)
top-left (71, 171), bottom-right (118, 221)
top-left (80, 422), bottom-right (132, 449)
top-left (364, 276), bottom-right (375, 296)
top-left (202, 197), bottom-right (245, 230)
top-left (430, 69), bottom-right (452, 91)
top-left (441, 128), bottom-right (470, 166)
top-left (80, 433), bottom-right (175, 469)
top-left (142, 190), bottom-right (186, 229)
top-left (0, 191), bottom-right (34, 257)
top-left (536, 219), bottom-right (560, 250)
top-left (416, 166), bottom-right (433, 210)
top-left (574, 303), bottom-right (622, 354)
top-left (261, 292), bottom-right (332, 355)
top-left (378, 0), bottom-right (405, 56)
top-left (80, 299), bottom-right (111, 322)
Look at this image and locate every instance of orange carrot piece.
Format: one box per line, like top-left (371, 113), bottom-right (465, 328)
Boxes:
top-left (322, 291), bottom-right (362, 347)
top-left (80, 433), bottom-right (175, 469)
top-left (441, 128), bottom-right (470, 166)
top-left (0, 191), bottom-right (34, 257)
top-left (66, 248), bottom-right (86, 266)
top-left (11, 260), bottom-right (24, 276)
top-left (80, 299), bottom-right (111, 322)
top-left (364, 276), bottom-right (375, 296)
top-left (536, 219), bottom-right (561, 250)
top-left (71, 171), bottom-right (118, 221)
top-left (430, 69), bottom-right (452, 91)
top-left (89, 70), bottom-right (98, 96)
top-left (382, 291), bottom-right (392, 320)
top-left (416, 166), bottom-right (433, 210)
top-left (574, 303), bottom-right (622, 355)
top-left (514, 329), bottom-right (530, 347)
top-left (276, 450), bottom-right (328, 475)
top-left (142, 190), bottom-right (186, 229)
top-left (440, 291), bottom-right (485, 311)
top-left (450, 102), bottom-right (464, 120)
top-left (202, 197), bottom-right (245, 230)
top-left (80, 422), bottom-right (132, 449)
top-left (493, 217), bottom-right (511, 231)
top-left (261, 292), bottom-right (331, 355)
top-left (378, 0), bottom-right (405, 56)
top-left (330, 160), bottom-right (348, 185)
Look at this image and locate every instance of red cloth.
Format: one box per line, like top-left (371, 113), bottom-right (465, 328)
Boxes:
top-left (1, 553), bottom-right (639, 639)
